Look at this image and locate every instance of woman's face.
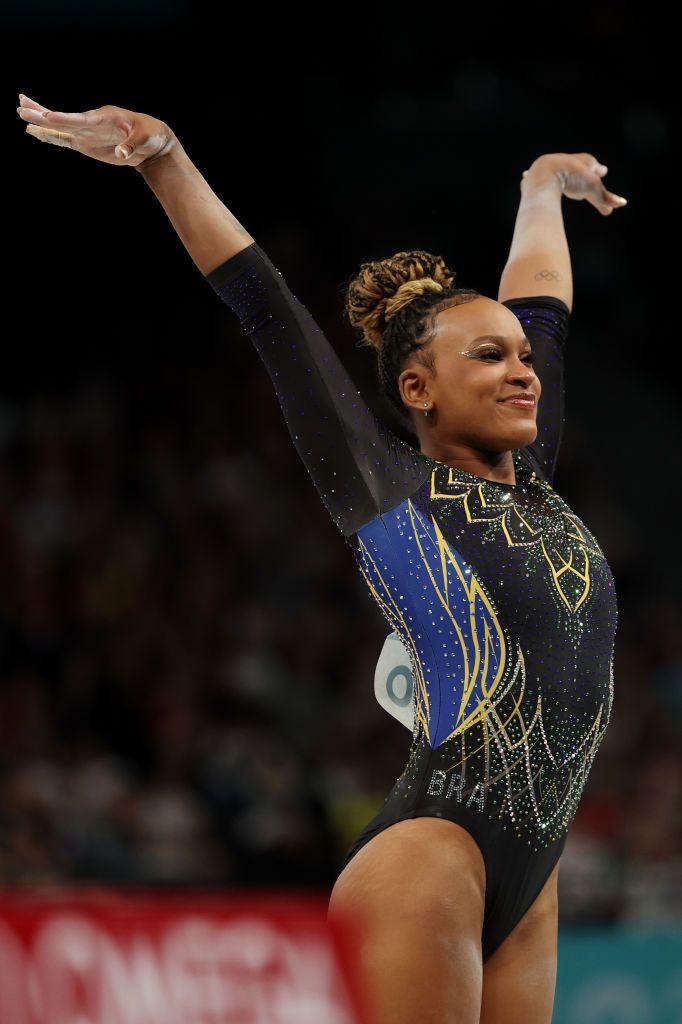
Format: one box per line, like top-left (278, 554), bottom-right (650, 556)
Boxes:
top-left (399, 297), bottom-right (541, 452)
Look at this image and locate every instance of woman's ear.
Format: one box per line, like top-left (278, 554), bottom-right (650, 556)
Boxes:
top-left (398, 366), bottom-right (430, 416)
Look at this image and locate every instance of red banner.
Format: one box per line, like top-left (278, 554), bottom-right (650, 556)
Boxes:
top-left (0, 889), bottom-right (364, 1024)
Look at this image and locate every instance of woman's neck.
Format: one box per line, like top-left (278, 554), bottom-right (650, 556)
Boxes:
top-left (420, 443), bottom-right (517, 485)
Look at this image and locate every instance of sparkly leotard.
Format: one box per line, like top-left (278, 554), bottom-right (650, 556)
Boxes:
top-left (207, 242), bottom-right (618, 961)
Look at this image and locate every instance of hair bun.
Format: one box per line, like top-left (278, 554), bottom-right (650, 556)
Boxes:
top-left (386, 277), bottom-right (444, 322)
top-left (345, 250), bottom-right (456, 349)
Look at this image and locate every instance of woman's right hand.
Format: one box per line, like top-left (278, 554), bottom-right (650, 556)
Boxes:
top-left (16, 93), bottom-right (176, 168)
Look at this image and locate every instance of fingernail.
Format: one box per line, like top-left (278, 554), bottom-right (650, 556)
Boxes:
top-left (116, 144), bottom-right (131, 159)
top-left (615, 196), bottom-right (627, 204)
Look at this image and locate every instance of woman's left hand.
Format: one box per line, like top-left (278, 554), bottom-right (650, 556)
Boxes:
top-left (522, 153), bottom-right (628, 216)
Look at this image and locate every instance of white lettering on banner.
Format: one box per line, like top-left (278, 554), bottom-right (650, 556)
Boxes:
top-left (98, 936), bottom-right (174, 1024)
top-left (0, 912), bottom-right (357, 1024)
top-left (33, 916), bottom-right (106, 1024)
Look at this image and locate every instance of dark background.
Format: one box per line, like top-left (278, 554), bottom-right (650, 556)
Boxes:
top-left (1, 7), bottom-right (680, 924)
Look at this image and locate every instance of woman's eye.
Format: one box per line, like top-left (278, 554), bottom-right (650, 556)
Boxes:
top-left (478, 349), bottom-right (535, 364)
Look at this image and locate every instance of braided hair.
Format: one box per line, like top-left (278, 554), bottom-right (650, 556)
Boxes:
top-left (344, 250), bottom-right (480, 433)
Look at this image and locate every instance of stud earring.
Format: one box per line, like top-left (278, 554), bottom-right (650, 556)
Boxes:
top-left (423, 402), bottom-right (431, 417)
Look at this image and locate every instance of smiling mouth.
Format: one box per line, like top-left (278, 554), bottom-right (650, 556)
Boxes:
top-left (499, 396), bottom-right (536, 407)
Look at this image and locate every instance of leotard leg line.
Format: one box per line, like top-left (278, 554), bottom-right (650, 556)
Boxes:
top-left (339, 735), bottom-right (568, 962)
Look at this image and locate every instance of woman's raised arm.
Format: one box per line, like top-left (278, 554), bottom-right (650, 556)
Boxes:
top-left (17, 93), bottom-right (254, 273)
top-left (497, 151), bottom-right (628, 311)
top-left (136, 143), bottom-right (255, 273)
top-left (17, 94), bottom-right (432, 538)
top-left (495, 152), bottom-right (628, 484)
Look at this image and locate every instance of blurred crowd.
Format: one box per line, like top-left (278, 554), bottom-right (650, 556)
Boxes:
top-left (0, 292), bottom-right (680, 926)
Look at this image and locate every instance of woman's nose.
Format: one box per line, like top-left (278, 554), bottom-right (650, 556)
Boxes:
top-left (509, 363), bottom-right (535, 383)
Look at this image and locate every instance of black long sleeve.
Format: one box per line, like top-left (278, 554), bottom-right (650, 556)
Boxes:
top-left (206, 242), bottom-right (432, 538)
top-left (501, 296), bottom-right (570, 485)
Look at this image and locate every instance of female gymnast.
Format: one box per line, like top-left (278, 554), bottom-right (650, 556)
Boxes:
top-left (17, 93), bottom-right (626, 1024)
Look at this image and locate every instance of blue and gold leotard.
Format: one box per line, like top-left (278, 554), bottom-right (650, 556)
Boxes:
top-left (207, 242), bottom-right (618, 961)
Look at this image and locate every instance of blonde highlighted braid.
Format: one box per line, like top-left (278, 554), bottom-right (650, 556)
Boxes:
top-left (344, 250), bottom-right (480, 430)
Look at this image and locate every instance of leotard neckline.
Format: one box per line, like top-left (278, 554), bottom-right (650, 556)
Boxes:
top-left (420, 447), bottom-right (540, 491)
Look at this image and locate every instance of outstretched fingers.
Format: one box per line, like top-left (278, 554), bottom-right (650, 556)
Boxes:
top-left (16, 94), bottom-right (168, 167)
top-left (18, 93), bottom-right (50, 113)
top-left (17, 106), bottom-right (104, 129)
top-left (589, 157), bottom-right (627, 215)
top-left (596, 184), bottom-right (628, 216)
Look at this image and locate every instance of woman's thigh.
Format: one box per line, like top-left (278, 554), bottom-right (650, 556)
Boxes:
top-left (479, 860), bottom-right (561, 1024)
top-left (328, 817), bottom-right (486, 1024)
